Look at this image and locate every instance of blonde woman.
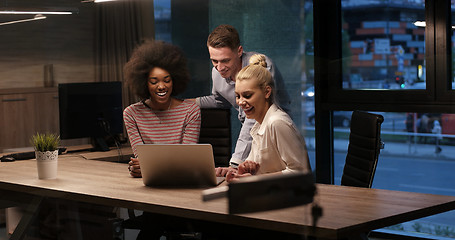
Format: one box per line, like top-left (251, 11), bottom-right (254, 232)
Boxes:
top-left (226, 54), bottom-right (311, 182)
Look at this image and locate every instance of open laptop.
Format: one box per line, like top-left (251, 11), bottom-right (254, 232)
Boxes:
top-left (136, 144), bottom-right (224, 188)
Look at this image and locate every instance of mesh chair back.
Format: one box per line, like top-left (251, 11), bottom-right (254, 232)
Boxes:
top-left (341, 111), bottom-right (384, 188)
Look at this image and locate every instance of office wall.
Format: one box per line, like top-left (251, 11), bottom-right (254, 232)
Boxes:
top-left (0, 2), bottom-right (96, 89)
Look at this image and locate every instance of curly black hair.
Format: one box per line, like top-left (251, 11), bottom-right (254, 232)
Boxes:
top-left (124, 40), bottom-right (190, 100)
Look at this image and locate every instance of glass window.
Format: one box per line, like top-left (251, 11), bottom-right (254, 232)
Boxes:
top-left (157, 0), bottom-right (315, 158)
top-left (451, 2), bottom-right (455, 89)
top-left (333, 110), bottom-right (455, 238)
top-left (154, 0), bottom-right (171, 42)
top-left (302, 1), bottom-right (315, 170)
top-left (341, 0), bottom-right (425, 90)
top-left (208, 0), bottom-right (315, 168)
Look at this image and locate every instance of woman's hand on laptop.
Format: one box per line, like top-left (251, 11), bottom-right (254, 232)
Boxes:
top-left (225, 168), bottom-right (239, 182)
top-left (128, 157), bottom-right (142, 178)
top-left (238, 161), bottom-right (260, 175)
top-left (225, 161), bottom-right (261, 183)
top-left (225, 168), bottom-right (253, 182)
top-left (215, 167), bottom-right (232, 177)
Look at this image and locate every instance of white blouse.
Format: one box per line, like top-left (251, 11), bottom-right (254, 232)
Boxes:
top-left (246, 104), bottom-right (311, 174)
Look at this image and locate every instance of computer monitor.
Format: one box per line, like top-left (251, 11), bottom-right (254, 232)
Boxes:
top-left (58, 82), bottom-right (123, 151)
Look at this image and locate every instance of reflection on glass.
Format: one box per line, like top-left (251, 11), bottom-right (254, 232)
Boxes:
top-left (341, 0), bottom-right (425, 90)
top-left (333, 111), bottom-right (455, 238)
top-left (299, 1), bottom-right (315, 172)
top-left (451, 3), bottom-right (455, 89)
top-left (154, 0), bottom-right (171, 42)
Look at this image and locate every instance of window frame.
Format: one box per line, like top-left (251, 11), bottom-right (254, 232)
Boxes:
top-left (313, 0), bottom-right (453, 184)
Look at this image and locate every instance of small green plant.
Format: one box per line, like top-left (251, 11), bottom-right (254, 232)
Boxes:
top-left (31, 133), bottom-right (60, 152)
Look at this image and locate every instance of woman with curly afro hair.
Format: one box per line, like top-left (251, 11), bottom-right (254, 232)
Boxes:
top-left (123, 40), bottom-right (201, 178)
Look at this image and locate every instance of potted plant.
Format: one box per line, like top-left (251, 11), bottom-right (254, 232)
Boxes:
top-left (31, 133), bottom-right (60, 179)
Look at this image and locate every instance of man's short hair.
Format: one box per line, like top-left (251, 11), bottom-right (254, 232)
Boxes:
top-left (207, 24), bottom-right (240, 50)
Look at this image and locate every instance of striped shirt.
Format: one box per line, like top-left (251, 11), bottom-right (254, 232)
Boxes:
top-left (123, 99), bottom-right (201, 157)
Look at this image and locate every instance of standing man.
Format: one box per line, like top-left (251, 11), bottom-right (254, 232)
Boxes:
top-left (195, 24), bottom-right (291, 175)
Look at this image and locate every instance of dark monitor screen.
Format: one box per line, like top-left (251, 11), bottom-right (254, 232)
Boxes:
top-left (58, 82), bottom-right (123, 151)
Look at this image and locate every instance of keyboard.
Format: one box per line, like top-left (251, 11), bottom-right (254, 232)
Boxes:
top-left (1, 148), bottom-right (67, 162)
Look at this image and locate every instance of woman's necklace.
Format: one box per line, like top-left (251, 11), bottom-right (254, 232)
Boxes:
top-left (167, 100), bottom-right (172, 110)
top-left (149, 99), bottom-right (172, 124)
top-left (146, 98), bottom-right (172, 111)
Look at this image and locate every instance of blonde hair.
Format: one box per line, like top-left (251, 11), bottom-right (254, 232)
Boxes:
top-left (249, 54), bottom-right (267, 66)
top-left (236, 54), bottom-right (275, 102)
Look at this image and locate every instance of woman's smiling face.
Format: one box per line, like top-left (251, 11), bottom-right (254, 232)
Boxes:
top-left (235, 78), bottom-right (271, 124)
top-left (147, 67), bottom-right (173, 110)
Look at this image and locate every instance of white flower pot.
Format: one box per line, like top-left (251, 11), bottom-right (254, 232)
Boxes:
top-left (35, 150), bottom-right (58, 179)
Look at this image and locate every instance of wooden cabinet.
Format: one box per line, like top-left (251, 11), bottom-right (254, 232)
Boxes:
top-left (33, 91), bottom-right (60, 134)
top-left (0, 88), bottom-right (59, 152)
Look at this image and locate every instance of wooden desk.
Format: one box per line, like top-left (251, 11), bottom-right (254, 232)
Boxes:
top-left (0, 145), bottom-right (133, 162)
top-left (1, 156), bottom-right (455, 239)
top-left (72, 145), bottom-right (133, 162)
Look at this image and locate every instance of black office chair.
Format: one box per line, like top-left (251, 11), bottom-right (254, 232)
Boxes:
top-left (199, 108), bottom-right (231, 167)
top-left (341, 111), bottom-right (384, 188)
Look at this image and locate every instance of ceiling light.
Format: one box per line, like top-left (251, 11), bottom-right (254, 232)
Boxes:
top-left (0, 11), bottom-right (72, 15)
top-left (0, 14), bottom-right (46, 26)
top-left (81, 0), bottom-right (117, 3)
